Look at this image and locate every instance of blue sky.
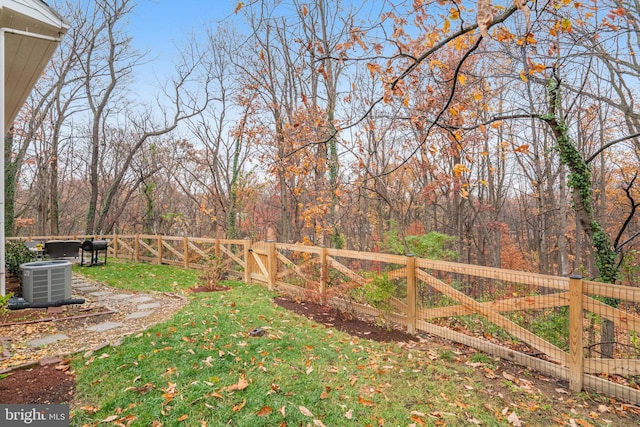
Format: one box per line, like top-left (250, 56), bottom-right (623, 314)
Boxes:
top-left (130, 0), bottom-right (239, 52)
top-left (127, 0), bottom-right (240, 99)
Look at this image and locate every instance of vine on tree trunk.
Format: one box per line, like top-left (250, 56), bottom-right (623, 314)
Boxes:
top-left (543, 76), bottom-right (618, 285)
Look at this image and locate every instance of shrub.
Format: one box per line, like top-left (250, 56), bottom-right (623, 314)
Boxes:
top-left (5, 241), bottom-right (35, 276)
top-left (199, 254), bottom-right (226, 289)
top-left (350, 273), bottom-right (400, 313)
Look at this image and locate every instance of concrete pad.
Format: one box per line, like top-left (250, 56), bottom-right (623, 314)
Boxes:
top-left (137, 303), bottom-right (161, 310)
top-left (28, 334), bottom-right (69, 347)
top-left (86, 322), bottom-right (123, 332)
top-left (126, 310), bottom-right (154, 320)
top-left (128, 296), bottom-right (153, 303)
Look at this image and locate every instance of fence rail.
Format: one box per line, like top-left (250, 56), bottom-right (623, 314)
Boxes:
top-left (10, 234), bottom-right (640, 404)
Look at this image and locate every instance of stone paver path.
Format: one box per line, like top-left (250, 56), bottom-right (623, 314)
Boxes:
top-left (129, 296), bottom-right (153, 304)
top-left (86, 322), bottom-right (124, 332)
top-left (88, 291), bottom-right (112, 297)
top-left (126, 311), bottom-right (154, 320)
top-left (137, 302), bottom-right (161, 310)
top-left (27, 334), bottom-right (69, 348)
top-left (107, 294), bottom-right (131, 301)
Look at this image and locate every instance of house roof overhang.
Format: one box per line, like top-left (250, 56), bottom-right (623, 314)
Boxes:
top-left (1, 0), bottom-right (69, 129)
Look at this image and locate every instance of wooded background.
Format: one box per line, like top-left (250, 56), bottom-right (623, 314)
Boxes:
top-left (6, 0), bottom-right (640, 284)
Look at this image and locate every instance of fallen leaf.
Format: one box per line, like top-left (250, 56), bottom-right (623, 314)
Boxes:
top-left (484, 367), bottom-right (497, 379)
top-left (358, 396), bottom-right (375, 407)
top-left (257, 406), bottom-right (273, 417)
top-left (162, 392), bottom-right (175, 405)
top-left (233, 399), bottom-right (246, 412)
top-left (313, 419), bottom-right (327, 427)
top-left (55, 362), bottom-right (70, 371)
top-left (345, 409), bottom-right (353, 419)
top-left (507, 411), bottom-right (522, 426)
top-left (227, 378), bottom-right (249, 392)
top-left (503, 372), bottom-right (516, 382)
top-left (177, 414), bottom-right (189, 421)
top-left (299, 406), bottom-right (314, 417)
top-left (411, 414), bottom-right (426, 425)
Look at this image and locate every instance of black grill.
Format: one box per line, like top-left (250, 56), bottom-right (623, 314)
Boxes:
top-left (80, 239), bottom-right (108, 266)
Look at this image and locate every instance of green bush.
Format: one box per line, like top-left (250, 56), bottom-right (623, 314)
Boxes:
top-left (5, 241), bottom-right (35, 276)
top-left (382, 223), bottom-right (458, 261)
top-left (350, 273), bottom-right (399, 313)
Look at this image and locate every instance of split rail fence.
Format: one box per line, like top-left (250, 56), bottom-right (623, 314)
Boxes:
top-left (14, 234), bottom-right (640, 404)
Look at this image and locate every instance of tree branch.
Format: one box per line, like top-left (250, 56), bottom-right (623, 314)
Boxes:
top-left (614, 172), bottom-right (640, 252)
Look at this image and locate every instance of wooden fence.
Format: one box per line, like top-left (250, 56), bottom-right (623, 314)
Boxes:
top-left (12, 234), bottom-right (640, 404)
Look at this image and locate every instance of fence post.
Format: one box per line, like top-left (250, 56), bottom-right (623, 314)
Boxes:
top-left (113, 234), bottom-right (119, 259)
top-left (320, 246), bottom-right (328, 305)
top-left (157, 235), bottom-right (163, 264)
top-left (134, 234), bottom-right (140, 262)
top-left (406, 254), bottom-right (417, 334)
top-left (569, 274), bottom-right (584, 392)
top-left (244, 238), bottom-right (252, 284)
top-left (267, 241), bottom-right (277, 291)
top-left (183, 237), bottom-right (189, 268)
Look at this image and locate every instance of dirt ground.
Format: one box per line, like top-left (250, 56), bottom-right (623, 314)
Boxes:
top-left (2, 292), bottom-right (640, 425)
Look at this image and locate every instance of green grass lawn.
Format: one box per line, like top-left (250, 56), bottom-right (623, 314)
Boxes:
top-left (73, 258), bottom-right (200, 293)
top-left (69, 260), bottom-right (626, 426)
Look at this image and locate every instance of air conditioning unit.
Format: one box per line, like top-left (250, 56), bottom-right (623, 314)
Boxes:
top-left (20, 260), bottom-right (72, 304)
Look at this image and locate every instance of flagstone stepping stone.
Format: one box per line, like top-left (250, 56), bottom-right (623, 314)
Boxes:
top-left (106, 294), bottom-right (131, 300)
top-left (137, 303), bottom-right (161, 310)
top-left (89, 291), bottom-right (112, 297)
top-left (86, 322), bottom-right (123, 332)
top-left (27, 334), bottom-right (69, 347)
top-left (126, 311), bottom-right (154, 320)
top-left (74, 285), bottom-right (99, 291)
top-left (128, 296), bottom-right (153, 303)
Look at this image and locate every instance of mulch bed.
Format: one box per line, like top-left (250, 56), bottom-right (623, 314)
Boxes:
top-left (272, 296), bottom-right (418, 343)
top-left (0, 362), bottom-right (74, 404)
